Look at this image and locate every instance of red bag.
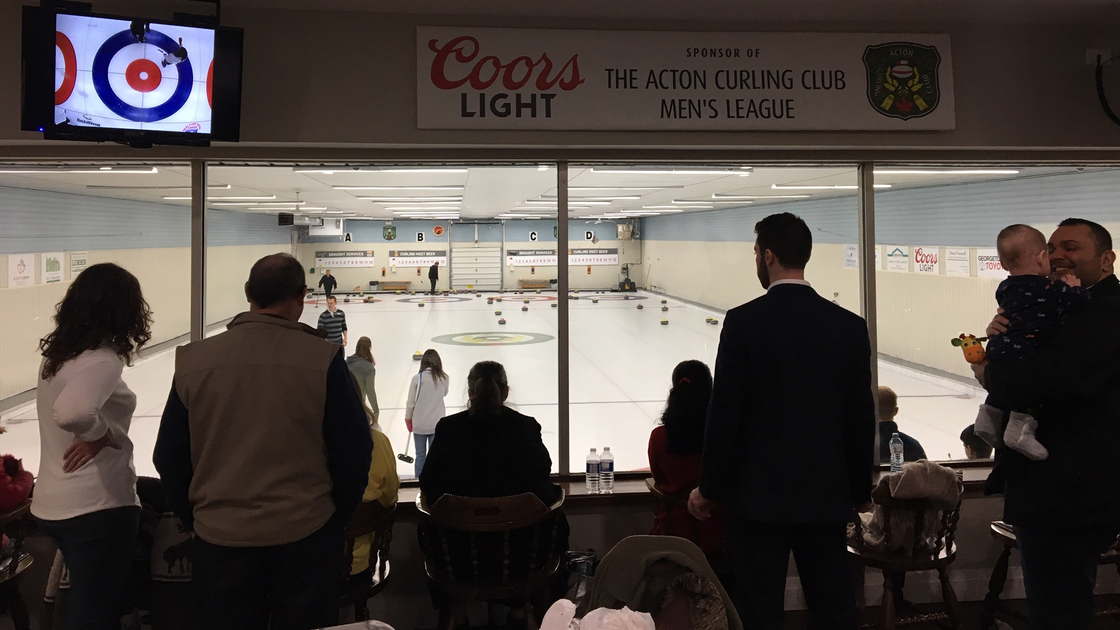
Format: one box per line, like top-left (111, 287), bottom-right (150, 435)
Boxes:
top-left (0, 455), bottom-right (34, 511)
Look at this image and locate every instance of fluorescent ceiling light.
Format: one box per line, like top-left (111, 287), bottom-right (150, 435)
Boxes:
top-left (874, 169), bottom-right (1021, 175)
top-left (525, 200), bottom-right (612, 206)
top-left (0, 166), bottom-right (158, 174)
top-left (165, 195), bottom-right (276, 201)
top-left (771, 184), bottom-right (891, 190)
top-left (537, 165), bottom-right (550, 171)
top-left (87, 184), bottom-right (230, 190)
top-left (641, 206), bottom-right (695, 211)
top-left (589, 168), bottom-right (750, 176)
top-left (210, 201), bottom-right (306, 206)
top-left (385, 206), bottom-right (461, 211)
top-left (569, 186), bottom-right (677, 190)
top-left (711, 194), bottom-right (812, 200)
top-left (380, 168), bottom-right (468, 174)
top-left (537, 195), bottom-right (641, 201)
top-left (357, 196), bottom-right (462, 202)
top-left (671, 200), bottom-right (753, 205)
top-left (248, 206), bottom-right (325, 211)
top-left (334, 185), bottom-right (465, 191)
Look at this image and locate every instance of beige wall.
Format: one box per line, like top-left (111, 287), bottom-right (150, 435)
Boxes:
top-left (296, 242), bottom-right (451, 294)
top-left (1, 244), bottom-right (291, 401)
top-left (503, 239), bottom-right (640, 291)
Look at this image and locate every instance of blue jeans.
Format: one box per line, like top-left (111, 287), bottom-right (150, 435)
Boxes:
top-left (1015, 522), bottom-right (1120, 630)
top-left (37, 505), bottom-right (140, 630)
top-left (415, 432), bottom-right (434, 478)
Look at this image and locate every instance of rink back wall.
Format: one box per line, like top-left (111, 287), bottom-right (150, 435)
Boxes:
top-left (0, 187), bottom-right (290, 400)
top-left (642, 169), bottom-right (1120, 377)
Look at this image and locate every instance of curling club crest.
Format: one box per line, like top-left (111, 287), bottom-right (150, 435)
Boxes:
top-left (864, 42), bottom-right (941, 120)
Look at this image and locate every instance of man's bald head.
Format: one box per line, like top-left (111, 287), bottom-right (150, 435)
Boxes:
top-left (246, 253), bottom-right (306, 309)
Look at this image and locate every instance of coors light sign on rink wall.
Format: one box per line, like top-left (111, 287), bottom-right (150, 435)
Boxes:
top-left (416, 27), bottom-right (954, 131)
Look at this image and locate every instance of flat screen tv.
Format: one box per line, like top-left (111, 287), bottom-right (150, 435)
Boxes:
top-left (21, 6), bottom-right (243, 147)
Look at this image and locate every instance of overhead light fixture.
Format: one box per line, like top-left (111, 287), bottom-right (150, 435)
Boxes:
top-left (164, 195), bottom-right (277, 201)
top-left (641, 206), bottom-right (694, 211)
top-left (589, 167), bottom-right (751, 176)
top-left (525, 200), bottom-right (612, 206)
top-left (333, 185), bottom-right (465, 191)
top-left (671, 200), bottom-right (754, 205)
top-left (88, 184), bottom-right (231, 190)
top-left (384, 206), bottom-right (461, 211)
top-left (873, 169), bottom-right (1021, 175)
top-left (294, 166), bottom-right (468, 174)
top-left (537, 165), bottom-right (550, 171)
top-left (379, 168), bottom-right (468, 174)
top-left (210, 201), bottom-right (307, 206)
top-left (536, 195), bottom-right (641, 201)
top-left (771, 184), bottom-right (891, 190)
top-left (711, 194), bottom-right (812, 200)
top-left (569, 186), bottom-right (678, 190)
top-left (357, 196), bottom-right (463, 202)
top-left (248, 206), bottom-right (325, 211)
top-left (0, 166), bottom-right (158, 174)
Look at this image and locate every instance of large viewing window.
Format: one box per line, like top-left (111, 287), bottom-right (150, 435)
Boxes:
top-left (4, 161), bottom-right (1119, 483)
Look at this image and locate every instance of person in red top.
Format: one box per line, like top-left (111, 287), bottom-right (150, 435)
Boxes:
top-left (648, 360), bottom-right (729, 556)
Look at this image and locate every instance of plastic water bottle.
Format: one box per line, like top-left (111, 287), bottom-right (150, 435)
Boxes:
top-left (599, 447), bottom-right (615, 494)
top-left (889, 433), bottom-right (905, 473)
top-left (585, 448), bottom-right (600, 494)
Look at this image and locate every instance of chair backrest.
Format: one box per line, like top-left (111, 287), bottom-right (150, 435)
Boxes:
top-left (877, 496), bottom-right (961, 558)
top-left (416, 490), bottom-right (565, 586)
top-left (343, 501), bottom-right (396, 580)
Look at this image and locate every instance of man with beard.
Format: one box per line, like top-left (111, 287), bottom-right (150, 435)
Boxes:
top-left (980, 218), bottom-right (1120, 629)
top-left (687, 212), bottom-right (875, 630)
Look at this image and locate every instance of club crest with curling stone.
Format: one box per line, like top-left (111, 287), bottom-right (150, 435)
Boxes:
top-left (864, 42), bottom-right (942, 120)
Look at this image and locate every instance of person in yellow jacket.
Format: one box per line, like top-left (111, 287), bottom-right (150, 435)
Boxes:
top-left (349, 373), bottom-right (400, 575)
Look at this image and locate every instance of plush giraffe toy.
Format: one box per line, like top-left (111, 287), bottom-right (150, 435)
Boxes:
top-left (951, 333), bottom-right (988, 364)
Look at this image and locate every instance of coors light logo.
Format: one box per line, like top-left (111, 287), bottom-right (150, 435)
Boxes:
top-left (428, 36), bottom-right (585, 119)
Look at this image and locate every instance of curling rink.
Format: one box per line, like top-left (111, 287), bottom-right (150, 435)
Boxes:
top-left (1, 290), bottom-right (986, 480)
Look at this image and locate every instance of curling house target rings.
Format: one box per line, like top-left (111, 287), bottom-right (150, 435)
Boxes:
top-left (91, 29), bottom-right (193, 122)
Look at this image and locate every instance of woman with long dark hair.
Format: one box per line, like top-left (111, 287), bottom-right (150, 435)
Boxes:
top-left (405, 349), bottom-right (449, 477)
top-left (33, 263), bottom-right (151, 630)
top-left (648, 360), bottom-right (728, 554)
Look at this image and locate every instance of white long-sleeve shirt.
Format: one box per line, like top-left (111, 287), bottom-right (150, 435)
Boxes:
top-left (405, 369), bottom-right (449, 435)
top-left (31, 348), bottom-right (140, 521)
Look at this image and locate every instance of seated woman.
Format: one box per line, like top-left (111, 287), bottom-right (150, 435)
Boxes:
top-left (349, 374), bottom-right (399, 577)
top-left (648, 360), bottom-right (729, 556)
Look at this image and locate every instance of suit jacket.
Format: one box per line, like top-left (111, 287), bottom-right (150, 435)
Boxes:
top-left (699, 283), bottom-right (876, 524)
top-left (419, 406), bottom-right (559, 507)
top-left (985, 273), bottom-right (1120, 527)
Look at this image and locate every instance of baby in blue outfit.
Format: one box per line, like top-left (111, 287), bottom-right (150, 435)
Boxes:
top-left (975, 224), bottom-right (1088, 460)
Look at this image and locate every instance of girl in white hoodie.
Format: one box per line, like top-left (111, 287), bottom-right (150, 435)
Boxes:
top-left (405, 349), bottom-right (449, 477)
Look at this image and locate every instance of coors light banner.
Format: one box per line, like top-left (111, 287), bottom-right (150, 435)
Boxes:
top-left (417, 27), bottom-right (954, 131)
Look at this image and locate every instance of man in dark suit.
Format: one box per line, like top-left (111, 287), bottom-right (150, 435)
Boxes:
top-left (981, 218), bottom-right (1120, 630)
top-left (688, 212), bottom-right (876, 630)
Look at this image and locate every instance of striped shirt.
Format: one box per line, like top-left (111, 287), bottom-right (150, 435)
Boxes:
top-left (317, 308), bottom-right (347, 344)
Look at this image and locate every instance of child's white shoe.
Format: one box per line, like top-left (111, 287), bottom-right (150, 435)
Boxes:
top-left (1004, 411), bottom-right (1049, 461)
top-left (974, 404), bottom-right (1005, 448)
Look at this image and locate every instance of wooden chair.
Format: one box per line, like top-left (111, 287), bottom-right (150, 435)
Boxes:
top-left (341, 501), bottom-right (396, 621)
top-left (416, 490), bottom-right (566, 630)
top-left (848, 495), bottom-right (962, 630)
top-left (982, 522), bottom-right (1120, 627)
top-left (644, 479), bottom-right (733, 580)
top-left (0, 501), bottom-right (34, 630)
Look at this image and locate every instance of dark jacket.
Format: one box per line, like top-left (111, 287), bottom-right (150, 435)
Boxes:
top-left (699, 283), bottom-right (876, 524)
top-left (985, 273), bottom-right (1120, 527)
top-left (878, 421), bottom-right (927, 464)
top-left (419, 406), bottom-right (558, 507)
top-left (318, 274), bottom-right (337, 291)
top-left (428, 264), bottom-right (439, 281)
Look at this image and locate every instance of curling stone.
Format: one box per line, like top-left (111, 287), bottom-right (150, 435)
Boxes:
top-left (551, 303), bottom-right (558, 308)
top-left (495, 310), bottom-right (502, 315)
top-left (661, 306), bottom-right (668, 312)
top-left (660, 299), bottom-right (667, 304)
top-left (418, 302), bottom-right (425, 308)
top-left (661, 319), bottom-right (669, 326)
top-left (524, 299), bottom-right (530, 304)
top-left (710, 318), bottom-right (719, 325)
top-left (476, 293), bottom-right (482, 297)
top-left (412, 351), bottom-right (422, 361)
top-left (536, 289), bottom-right (541, 294)
top-left (522, 306), bottom-right (528, 312)
top-left (343, 298), bottom-right (350, 303)
top-left (498, 318), bottom-right (507, 325)
top-left (592, 298), bottom-right (599, 303)
top-left (637, 304), bottom-right (644, 310)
